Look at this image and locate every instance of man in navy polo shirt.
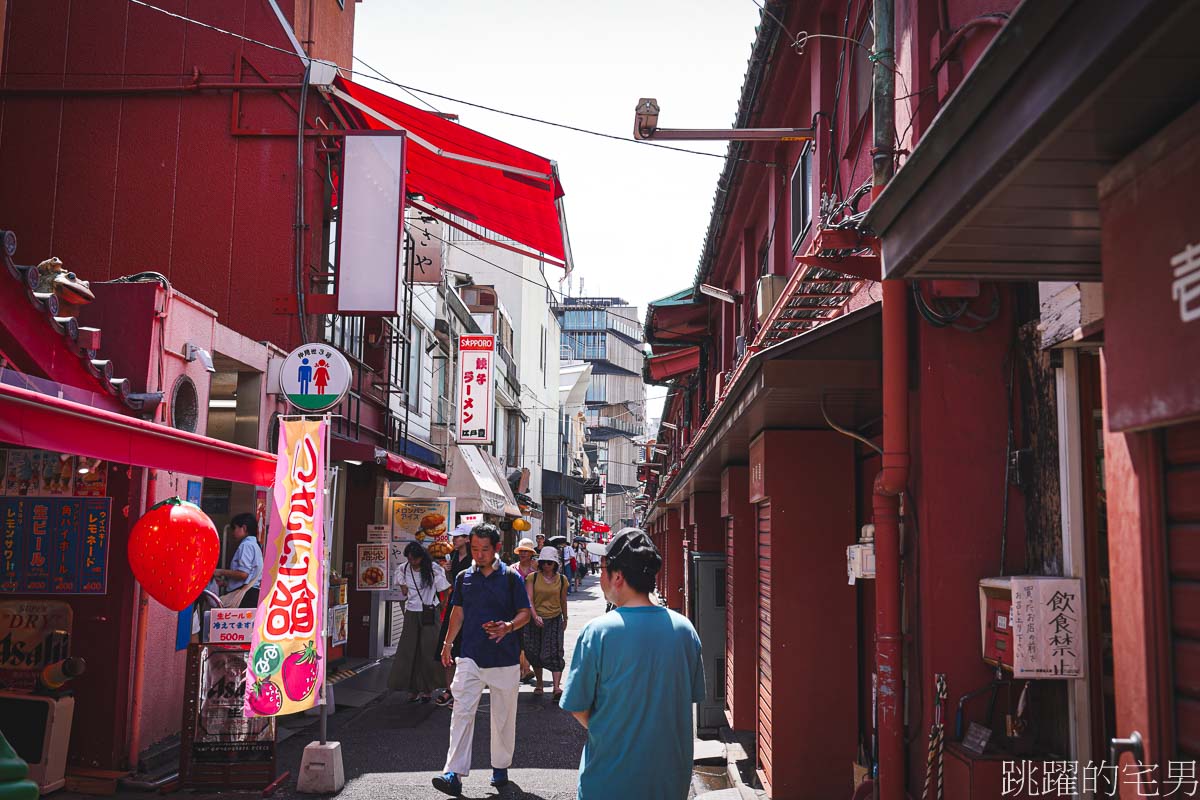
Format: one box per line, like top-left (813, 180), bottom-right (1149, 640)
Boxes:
top-left (434, 524), bottom-right (532, 796)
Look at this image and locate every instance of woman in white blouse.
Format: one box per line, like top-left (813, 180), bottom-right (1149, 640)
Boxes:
top-left (387, 541), bottom-right (450, 702)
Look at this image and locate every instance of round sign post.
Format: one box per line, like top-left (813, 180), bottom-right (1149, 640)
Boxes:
top-left (279, 344), bottom-right (352, 413)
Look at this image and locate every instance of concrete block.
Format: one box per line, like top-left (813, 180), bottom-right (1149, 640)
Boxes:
top-left (296, 742), bottom-right (344, 794)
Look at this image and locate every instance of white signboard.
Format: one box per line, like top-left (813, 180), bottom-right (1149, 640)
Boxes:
top-left (366, 524), bottom-right (390, 544)
top-left (337, 132), bottom-right (407, 314)
top-left (206, 608), bottom-right (256, 645)
top-left (279, 343), bottom-right (352, 413)
top-left (1011, 576), bottom-right (1084, 679)
top-left (459, 513), bottom-right (483, 527)
top-left (457, 334), bottom-right (496, 444)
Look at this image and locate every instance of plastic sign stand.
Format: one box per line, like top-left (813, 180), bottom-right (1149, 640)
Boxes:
top-left (296, 742), bottom-right (344, 794)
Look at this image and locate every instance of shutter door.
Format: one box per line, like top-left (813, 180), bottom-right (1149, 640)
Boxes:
top-left (726, 517), bottom-right (737, 715)
top-left (1167, 421), bottom-right (1200, 755)
top-left (757, 501), bottom-right (773, 790)
top-left (386, 601), bottom-right (404, 647)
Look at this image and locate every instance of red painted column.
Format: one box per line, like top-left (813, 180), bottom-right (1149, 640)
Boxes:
top-left (755, 430), bottom-right (857, 798)
top-left (664, 507), bottom-right (684, 612)
top-left (691, 492), bottom-right (723, 552)
top-left (722, 466), bottom-right (758, 731)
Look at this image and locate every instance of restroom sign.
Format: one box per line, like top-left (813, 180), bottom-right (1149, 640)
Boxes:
top-left (279, 344), bottom-right (351, 412)
top-left (457, 334), bottom-right (495, 444)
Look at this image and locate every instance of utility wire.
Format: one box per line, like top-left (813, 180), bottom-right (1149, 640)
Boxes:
top-left (352, 55), bottom-right (440, 113)
top-left (124, 0), bottom-right (773, 166)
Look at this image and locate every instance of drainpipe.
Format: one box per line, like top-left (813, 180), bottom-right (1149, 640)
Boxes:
top-left (871, 0), bottom-right (908, 796)
top-left (126, 468), bottom-right (157, 771)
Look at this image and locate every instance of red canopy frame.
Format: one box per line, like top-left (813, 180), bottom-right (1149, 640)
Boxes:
top-left (324, 77), bottom-right (572, 268)
top-left (0, 381), bottom-right (276, 486)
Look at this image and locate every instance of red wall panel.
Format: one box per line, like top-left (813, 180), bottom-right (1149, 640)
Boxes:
top-left (757, 429), bottom-right (858, 799)
top-left (109, 97), bottom-right (183, 280)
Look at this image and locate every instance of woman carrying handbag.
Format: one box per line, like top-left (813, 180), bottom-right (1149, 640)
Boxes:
top-left (388, 542), bottom-right (450, 702)
top-left (523, 546), bottom-right (569, 700)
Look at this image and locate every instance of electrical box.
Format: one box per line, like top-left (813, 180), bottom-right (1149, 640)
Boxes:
top-left (847, 543), bottom-right (875, 584)
top-left (979, 578), bottom-right (1014, 670)
top-left (756, 275), bottom-right (788, 323)
top-left (979, 576), bottom-right (1085, 679)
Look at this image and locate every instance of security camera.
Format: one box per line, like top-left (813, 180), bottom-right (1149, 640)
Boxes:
top-left (185, 342), bottom-right (216, 373)
top-left (634, 98), bottom-right (660, 140)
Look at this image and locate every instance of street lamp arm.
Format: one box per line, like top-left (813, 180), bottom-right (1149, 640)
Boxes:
top-left (634, 98), bottom-right (813, 142)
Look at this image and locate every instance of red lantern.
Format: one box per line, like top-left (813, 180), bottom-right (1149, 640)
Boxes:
top-left (127, 497), bottom-right (220, 611)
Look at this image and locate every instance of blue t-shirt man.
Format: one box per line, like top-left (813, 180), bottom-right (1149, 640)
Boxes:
top-left (560, 529), bottom-right (705, 800)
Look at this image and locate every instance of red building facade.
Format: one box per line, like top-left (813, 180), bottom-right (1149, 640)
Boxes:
top-left (643, 0), bottom-right (1200, 797)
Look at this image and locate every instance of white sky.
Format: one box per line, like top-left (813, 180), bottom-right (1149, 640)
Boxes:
top-left (353, 1), bottom-right (763, 420)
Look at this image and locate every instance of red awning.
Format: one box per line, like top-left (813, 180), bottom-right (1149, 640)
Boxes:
top-left (328, 76), bottom-right (570, 266)
top-left (646, 346), bottom-right (701, 383)
top-left (0, 381), bottom-right (276, 485)
top-left (328, 439), bottom-right (448, 486)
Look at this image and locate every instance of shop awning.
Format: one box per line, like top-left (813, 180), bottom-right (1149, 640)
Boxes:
top-left (645, 288), bottom-right (709, 345)
top-left (445, 444), bottom-right (521, 517)
top-left (0, 381), bottom-right (276, 485)
top-left (329, 439), bottom-right (448, 485)
top-left (646, 346), bottom-right (701, 384)
top-left (326, 76), bottom-right (570, 267)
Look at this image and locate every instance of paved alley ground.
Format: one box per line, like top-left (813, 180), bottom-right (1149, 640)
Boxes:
top-left (62, 572), bottom-right (608, 800)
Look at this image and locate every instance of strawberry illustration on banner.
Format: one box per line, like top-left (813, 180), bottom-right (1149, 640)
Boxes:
top-left (244, 418), bottom-right (327, 717)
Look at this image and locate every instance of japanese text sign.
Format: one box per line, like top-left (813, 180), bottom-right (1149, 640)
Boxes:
top-left (356, 544), bottom-right (389, 591)
top-left (457, 334), bottom-right (495, 444)
top-left (244, 419), bottom-right (327, 717)
top-left (1, 497), bottom-right (111, 595)
top-left (1010, 576), bottom-right (1084, 679)
top-left (207, 608), bottom-right (256, 645)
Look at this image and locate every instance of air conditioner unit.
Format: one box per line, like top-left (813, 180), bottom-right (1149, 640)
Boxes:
top-left (0, 692), bottom-right (75, 793)
top-left (756, 274), bottom-right (788, 323)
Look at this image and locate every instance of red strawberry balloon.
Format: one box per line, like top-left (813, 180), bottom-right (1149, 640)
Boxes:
top-left (127, 497), bottom-right (220, 611)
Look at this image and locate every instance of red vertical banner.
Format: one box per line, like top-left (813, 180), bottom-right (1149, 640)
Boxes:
top-left (244, 419), bottom-right (327, 717)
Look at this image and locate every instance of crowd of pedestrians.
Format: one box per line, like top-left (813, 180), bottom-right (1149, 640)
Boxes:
top-left (384, 521), bottom-right (704, 799)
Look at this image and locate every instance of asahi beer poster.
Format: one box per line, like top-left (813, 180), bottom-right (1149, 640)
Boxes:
top-left (244, 418), bottom-right (327, 717)
top-left (191, 644), bottom-right (275, 762)
top-left (457, 334), bottom-right (495, 444)
top-left (0, 600), bottom-right (72, 690)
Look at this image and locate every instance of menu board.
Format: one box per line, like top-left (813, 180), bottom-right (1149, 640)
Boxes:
top-left (0, 498), bottom-right (111, 594)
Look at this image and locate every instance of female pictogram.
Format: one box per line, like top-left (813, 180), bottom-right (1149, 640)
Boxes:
top-left (314, 359), bottom-right (330, 396)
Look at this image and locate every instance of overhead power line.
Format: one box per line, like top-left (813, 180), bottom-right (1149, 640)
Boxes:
top-left (123, 0), bottom-right (774, 166)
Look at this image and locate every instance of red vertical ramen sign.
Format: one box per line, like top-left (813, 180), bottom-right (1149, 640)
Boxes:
top-left (458, 334), bottom-right (496, 444)
top-left (244, 418), bottom-right (327, 717)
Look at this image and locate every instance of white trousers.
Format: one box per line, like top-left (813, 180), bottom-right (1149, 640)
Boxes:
top-left (443, 657), bottom-right (521, 776)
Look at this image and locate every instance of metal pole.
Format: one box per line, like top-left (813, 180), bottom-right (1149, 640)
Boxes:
top-left (319, 415), bottom-right (333, 746)
top-left (871, 0), bottom-right (905, 795)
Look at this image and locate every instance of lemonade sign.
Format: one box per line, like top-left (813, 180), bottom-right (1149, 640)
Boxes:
top-left (278, 344), bottom-right (351, 413)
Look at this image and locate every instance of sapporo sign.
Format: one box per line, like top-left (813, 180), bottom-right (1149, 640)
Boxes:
top-left (243, 418), bottom-right (327, 717)
top-left (278, 344), bottom-right (351, 413)
top-left (457, 334), bottom-right (495, 444)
